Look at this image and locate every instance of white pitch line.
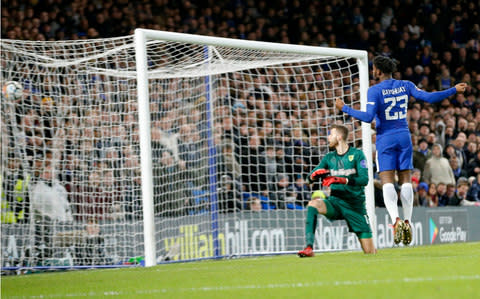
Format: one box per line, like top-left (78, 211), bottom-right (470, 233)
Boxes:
top-left (9, 274), bottom-right (480, 298)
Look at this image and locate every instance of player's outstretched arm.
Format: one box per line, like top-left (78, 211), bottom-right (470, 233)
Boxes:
top-left (408, 81), bottom-right (467, 103)
top-left (455, 83), bottom-right (467, 93)
top-left (335, 98), bottom-right (345, 111)
top-left (335, 97), bottom-right (376, 123)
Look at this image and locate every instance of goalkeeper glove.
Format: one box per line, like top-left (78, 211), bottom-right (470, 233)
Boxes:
top-left (306, 169), bottom-right (329, 184)
top-left (322, 176), bottom-right (348, 187)
top-left (310, 169), bottom-right (330, 181)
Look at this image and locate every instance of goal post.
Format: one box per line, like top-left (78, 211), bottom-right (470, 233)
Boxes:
top-left (134, 30), bottom-right (156, 267)
top-left (358, 58), bottom-right (376, 249)
top-left (1, 30), bottom-right (375, 271)
top-left (134, 29), bottom-right (375, 267)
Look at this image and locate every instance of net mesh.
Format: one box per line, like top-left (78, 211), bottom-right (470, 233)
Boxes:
top-left (1, 36), bottom-right (144, 268)
top-left (1, 35), bottom-right (365, 268)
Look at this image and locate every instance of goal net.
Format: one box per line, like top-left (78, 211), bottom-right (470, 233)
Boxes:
top-left (1, 30), bottom-right (373, 270)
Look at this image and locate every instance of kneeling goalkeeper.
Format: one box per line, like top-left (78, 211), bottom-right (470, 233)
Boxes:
top-left (298, 124), bottom-right (376, 257)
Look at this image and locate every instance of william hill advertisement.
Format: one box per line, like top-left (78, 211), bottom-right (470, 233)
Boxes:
top-left (158, 208), bottom-right (478, 261)
top-left (2, 207), bottom-right (480, 267)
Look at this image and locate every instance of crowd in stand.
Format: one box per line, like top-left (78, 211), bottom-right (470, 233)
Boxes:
top-left (2, 0), bottom-right (480, 225)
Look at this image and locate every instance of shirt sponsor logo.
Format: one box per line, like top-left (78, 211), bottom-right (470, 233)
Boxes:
top-left (330, 169), bottom-right (357, 176)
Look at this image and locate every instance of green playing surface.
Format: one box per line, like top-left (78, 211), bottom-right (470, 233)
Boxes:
top-left (2, 242), bottom-right (480, 299)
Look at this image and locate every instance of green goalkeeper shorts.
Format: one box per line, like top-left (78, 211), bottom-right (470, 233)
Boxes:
top-left (323, 196), bottom-right (372, 239)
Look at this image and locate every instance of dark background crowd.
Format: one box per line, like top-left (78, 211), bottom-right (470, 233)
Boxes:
top-left (2, 0), bottom-right (480, 225)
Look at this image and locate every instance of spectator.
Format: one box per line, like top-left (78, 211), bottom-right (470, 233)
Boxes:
top-left (427, 182), bottom-right (439, 207)
top-left (380, 7), bottom-right (394, 31)
top-left (247, 196), bottom-right (262, 211)
top-left (154, 150), bottom-right (189, 217)
top-left (449, 180), bottom-right (480, 206)
top-left (240, 134), bottom-right (267, 194)
top-left (423, 144), bottom-right (456, 186)
top-left (217, 142), bottom-right (242, 182)
top-left (425, 132), bottom-right (437, 148)
top-left (437, 182), bottom-right (449, 207)
top-left (411, 168), bottom-right (422, 187)
top-left (73, 218), bottom-right (106, 266)
top-left (1, 155), bottom-right (30, 224)
top-left (437, 68), bottom-right (455, 90)
top-left (293, 175), bottom-right (311, 207)
top-left (122, 170), bottom-right (143, 220)
top-left (262, 143), bottom-right (283, 185)
top-left (258, 120), bottom-right (275, 146)
top-left (31, 165), bottom-right (72, 264)
top-left (32, 165), bottom-right (72, 222)
top-left (178, 124), bottom-right (207, 188)
top-left (104, 170), bottom-right (125, 220)
top-left (444, 183), bottom-right (457, 206)
top-left (449, 155), bottom-right (468, 182)
top-left (464, 142), bottom-right (477, 164)
top-left (268, 174), bottom-right (302, 210)
top-left (412, 138), bottom-right (431, 173)
top-left (451, 133), bottom-right (468, 169)
top-left (151, 114), bottom-right (180, 162)
top-left (444, 143), bottom-right (458, 161)
top-left (418, 123), bottom-right (430, 140)
top-left (411, 176), bottom-right (420, 196)
top-left (417, 182), bottom-right (429, 207)
top-left (467, 175), bottom-right (480, 203)
top-left (217, 175), bottom-right (242, 213)
top-left (466, 150), bottom-right (480, 177)
top-left (444, 128), bottom-right (456, 147)
top-left (434, 118), bottom-right (447, 148)
top-left (73, 171), bottom-right (112, 221)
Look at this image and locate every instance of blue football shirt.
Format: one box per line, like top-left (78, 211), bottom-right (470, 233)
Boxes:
top-left (342, 79), bottom-right (456, 136)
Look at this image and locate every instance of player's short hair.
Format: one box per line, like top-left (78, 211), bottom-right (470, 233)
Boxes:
top-left (331, 124), bottom-right (349, 141)
top-left (373, 55), bottom-right (397, 74)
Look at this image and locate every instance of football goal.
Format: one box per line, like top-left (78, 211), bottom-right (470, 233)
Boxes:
top-left (0, 29), bottom-right (373, 269)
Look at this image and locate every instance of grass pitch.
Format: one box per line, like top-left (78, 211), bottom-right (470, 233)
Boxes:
top-left (2, 242), bottom-right (480, 299)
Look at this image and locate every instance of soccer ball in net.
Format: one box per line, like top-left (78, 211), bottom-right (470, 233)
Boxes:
top-left (2, 81), bottom-right (23, 100)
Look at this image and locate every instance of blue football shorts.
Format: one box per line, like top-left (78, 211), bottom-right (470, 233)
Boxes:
top-left (375, 131), bottom-right (413, 172)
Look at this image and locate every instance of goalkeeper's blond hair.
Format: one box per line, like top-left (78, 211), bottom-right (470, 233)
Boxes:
top-left (330, 124), bottom-right (349, 141)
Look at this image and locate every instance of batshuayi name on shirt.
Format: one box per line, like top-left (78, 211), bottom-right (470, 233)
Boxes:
top-left (381, 86), bottom-right (406, 96)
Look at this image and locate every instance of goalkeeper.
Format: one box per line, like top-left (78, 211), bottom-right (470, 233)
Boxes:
top-left (298, 124), bottom-right (376, 257)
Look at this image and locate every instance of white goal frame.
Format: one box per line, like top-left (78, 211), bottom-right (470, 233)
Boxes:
top-left (134, 29), bottom-right (375, 267)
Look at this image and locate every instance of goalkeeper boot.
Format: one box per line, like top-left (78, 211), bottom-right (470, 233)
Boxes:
top-left (402, 220), bottom-right (413, 245)
top-left (297, 246), bottom-right (314, 258)
top-left (393, 217), bottom-right (404, 245)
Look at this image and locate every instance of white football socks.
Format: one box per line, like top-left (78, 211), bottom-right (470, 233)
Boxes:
top-left (400, 183), bottom-right (414, 222)
top-left (383, 183), bottom-right (399, 224)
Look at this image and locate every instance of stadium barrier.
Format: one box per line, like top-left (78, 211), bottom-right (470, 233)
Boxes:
top-left (2, 207), bottom-right (479, 268)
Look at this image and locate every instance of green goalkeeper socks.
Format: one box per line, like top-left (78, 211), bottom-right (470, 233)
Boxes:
top-left (305, 206), bottom-right (318, 248)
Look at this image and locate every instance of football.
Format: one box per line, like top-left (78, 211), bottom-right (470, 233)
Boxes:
top-left (2, 81), bottom-right (23, 100)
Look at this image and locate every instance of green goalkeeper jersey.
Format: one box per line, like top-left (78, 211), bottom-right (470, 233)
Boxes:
top-left (308, 146), bottom-right (369, 205)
